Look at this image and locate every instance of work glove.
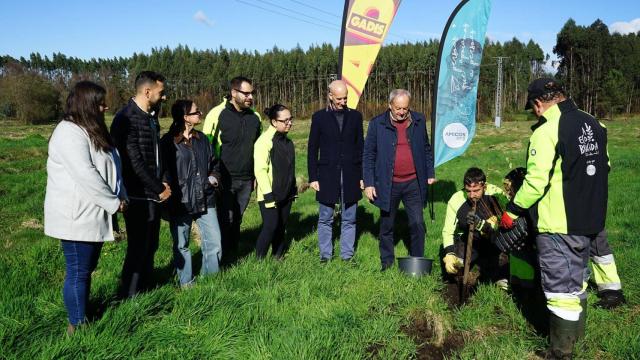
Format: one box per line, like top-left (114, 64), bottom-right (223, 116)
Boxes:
top-left (443, 253), bottom-right (463, 274)
top-left (466, 212), bottom-right (492, 233)
top-left (500, 211), bottom-right (517, 229)
top-left (492, 216), bottom-right (529, 252)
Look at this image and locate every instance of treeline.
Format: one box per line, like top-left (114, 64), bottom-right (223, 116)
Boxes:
top-left (554, 19), bottom-right (640, 117)
top-left (1, 18), bottom-right (638, 124)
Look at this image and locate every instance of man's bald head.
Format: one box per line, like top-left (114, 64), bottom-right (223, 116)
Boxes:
top-left (328, 80), bottom-right (348, 110)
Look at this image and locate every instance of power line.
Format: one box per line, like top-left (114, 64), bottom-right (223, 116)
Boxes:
top-left (235, 0), bottom-right (339, 32)
top-left (240, 0), bottom-right (337, 28)
top-left (288, 0), bottom-right (341, 19)
top-left (260, 0), bottom-right (340, 27)
top-left (240, 0), bottom-right (409, 42)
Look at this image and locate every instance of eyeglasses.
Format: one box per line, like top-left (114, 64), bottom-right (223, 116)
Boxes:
top-left (275, 117), bottom-right (294, 124)
top-left (186, 110), bottom-right (202, 116)
top-left (234, 88), bottom-right (256, 97)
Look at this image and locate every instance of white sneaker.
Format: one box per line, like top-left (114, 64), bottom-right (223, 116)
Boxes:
top-left (495, 279), bottom-right (509, 291)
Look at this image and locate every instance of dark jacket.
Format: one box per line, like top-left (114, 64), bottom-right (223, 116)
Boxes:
top-left (307, 108), bottom-right (364, 205)
top-left (507, 99), bottom-right (608, 234)
top-left (214, 101), bottom-right (262, 182)
top-left (255, 126), bottom-right (297, 204)
top-left (160, 130), bottom-right (219, 216)
top-left (110, 98), bottom-right (164, 200)
top-left (363, 110), bottom-right (435, 212)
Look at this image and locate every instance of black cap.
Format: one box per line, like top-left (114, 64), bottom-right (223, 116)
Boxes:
top-left (525, 78), bottom-right (564, 110)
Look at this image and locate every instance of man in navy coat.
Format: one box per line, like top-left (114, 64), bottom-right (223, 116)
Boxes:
top-left (307, 80), bottom-right (364, 262)
top-left (363, 89), bottom-right (436, 271)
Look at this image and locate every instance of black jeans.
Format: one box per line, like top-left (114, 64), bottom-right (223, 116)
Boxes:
top-left (379, 179), bottom-right (425, 265)
top-left (219, 178), bottom-right (254, 258)
top-left (120, 200), bottom-right (160, 298)
top-left (256, 200), bottom-right (292, 259)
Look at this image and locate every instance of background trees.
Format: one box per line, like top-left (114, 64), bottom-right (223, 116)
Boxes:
top-left (1, 19), bottom-right (638, 124)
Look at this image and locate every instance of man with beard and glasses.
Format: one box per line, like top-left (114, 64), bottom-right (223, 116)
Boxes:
top-left (203, 76), bottom-right (262, 262)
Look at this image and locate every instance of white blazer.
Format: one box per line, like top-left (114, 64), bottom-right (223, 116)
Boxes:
top-left (44, 120), bottom-right (127, 242)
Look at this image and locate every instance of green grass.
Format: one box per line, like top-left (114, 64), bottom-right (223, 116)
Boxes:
top-left (0, 116), bottom-right (638, 359)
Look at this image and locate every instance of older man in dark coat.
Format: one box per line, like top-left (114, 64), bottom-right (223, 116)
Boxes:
top-left (363, 89), bottom-right (436, 271)
top-left (307, 80), bottom-right (364, 262)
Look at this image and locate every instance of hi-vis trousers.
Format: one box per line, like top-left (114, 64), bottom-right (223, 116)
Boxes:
top-left (536, 233), bottom-right (591, 321)
top-left (590, 229), bottom-right (622, 292)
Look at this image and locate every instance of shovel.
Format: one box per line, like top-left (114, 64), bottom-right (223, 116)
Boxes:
top-left (459, 199), bottom-right (477, 303)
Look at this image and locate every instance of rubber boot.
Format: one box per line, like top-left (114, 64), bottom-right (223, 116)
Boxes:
top-left (577, 298), bottom-right (587, 340)
top-left (546, 314), bottom-right (579, 359)
top-left (595, 289), bottom-right (626, 309)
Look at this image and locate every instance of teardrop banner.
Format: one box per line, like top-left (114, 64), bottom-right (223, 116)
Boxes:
top-left (338, 0), bottom-right (402, 109)
top-left (432, 0), bottom-right (492, 167)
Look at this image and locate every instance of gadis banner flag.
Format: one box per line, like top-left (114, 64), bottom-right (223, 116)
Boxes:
top-left (338, 0), bottom-right (401, 109)
top-left (432, 0), bottom-right (491, 167)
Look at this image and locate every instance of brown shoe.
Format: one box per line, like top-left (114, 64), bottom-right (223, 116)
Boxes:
top-left (66, 323), bottom-right (76, 336)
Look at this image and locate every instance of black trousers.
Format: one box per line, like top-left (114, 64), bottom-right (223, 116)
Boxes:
top-left (120, 200), bottom-right (160, 298)
top-left (379, 179), bottom-right (425, 265)
top-left (219, 178), bottom-right (253, 258)
top-left (256, 200), bottom-right (292, 259)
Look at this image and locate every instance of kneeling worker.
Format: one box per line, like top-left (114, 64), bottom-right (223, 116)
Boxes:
top-left (441, 167), bottom-right (508, 288)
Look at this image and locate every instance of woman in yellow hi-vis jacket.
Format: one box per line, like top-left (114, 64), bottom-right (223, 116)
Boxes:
top-left (253, 104), bottom-right (297, 259)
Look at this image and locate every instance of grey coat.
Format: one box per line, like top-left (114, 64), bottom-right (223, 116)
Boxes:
top-left (44, 120), bottom-right (128, 242)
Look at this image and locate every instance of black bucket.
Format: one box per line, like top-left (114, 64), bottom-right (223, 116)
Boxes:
top-left (397, 256), bottom-right (433, 277)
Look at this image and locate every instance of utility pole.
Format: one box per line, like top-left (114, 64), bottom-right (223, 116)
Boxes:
top-left (494, 57), bottom-right (509, 128)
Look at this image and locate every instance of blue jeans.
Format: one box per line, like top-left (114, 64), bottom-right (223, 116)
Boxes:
top-left (379, 179), bottom-right (425, 265)
top-left (170, 207), bottom-right (222, 286)
top-left (318, 201), bottom-right (357, 260)
top-left (61, 240), bottom-right (103, 325)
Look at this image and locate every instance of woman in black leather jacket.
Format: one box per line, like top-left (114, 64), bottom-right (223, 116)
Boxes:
top-left (161, 100), bottom-right (222, 287)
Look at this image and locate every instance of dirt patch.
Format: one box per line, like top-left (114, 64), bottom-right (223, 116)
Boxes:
top-left (364, 341), bottom-right (384, 359)
top-left (21, 218), bottom-right (43, 230)
top-left (401, 310), bottom-right (464, 360)
top-left (441, 272), bottom-right (480, 309)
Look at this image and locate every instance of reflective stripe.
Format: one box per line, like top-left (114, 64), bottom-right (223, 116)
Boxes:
top-left (597, 283), bottom-right (622, 291)
top-left (544, 290), bottom-right (585, 299)
top-left (546, 294), bottom-right (582, 321)
top-left (592, 254), bottom-right (614, 264)
top-left (547, 305), bottom-right (581, 321)
top-left (591, 260), bottom-right (622, 291)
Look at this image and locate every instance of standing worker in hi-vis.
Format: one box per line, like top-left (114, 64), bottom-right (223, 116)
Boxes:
top-left (501, 78), bottom-right (610, 359)
top-left (202, 76), bottom-right (262, 261)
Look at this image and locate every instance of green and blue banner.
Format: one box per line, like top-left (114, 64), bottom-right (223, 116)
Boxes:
top-left (432, 0), bottom-right (492, 167)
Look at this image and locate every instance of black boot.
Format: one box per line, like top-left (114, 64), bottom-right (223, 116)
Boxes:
top-left (595, 289), bottom-right (626, 309)
top-left (577, 298), bottom-right (587, 340)
top-left (546, 314), bottom-right (579, 359)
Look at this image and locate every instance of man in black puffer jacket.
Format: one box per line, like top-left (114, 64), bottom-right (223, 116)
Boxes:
top-left (111, 71), bottom-right (170, 298)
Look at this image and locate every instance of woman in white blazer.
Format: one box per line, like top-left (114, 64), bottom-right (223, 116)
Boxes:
top-left (44, 81), bottom-right (128, 335)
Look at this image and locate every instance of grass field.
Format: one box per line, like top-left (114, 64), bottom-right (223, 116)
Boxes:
top-left (0, 114), bottom-right (638, 359)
